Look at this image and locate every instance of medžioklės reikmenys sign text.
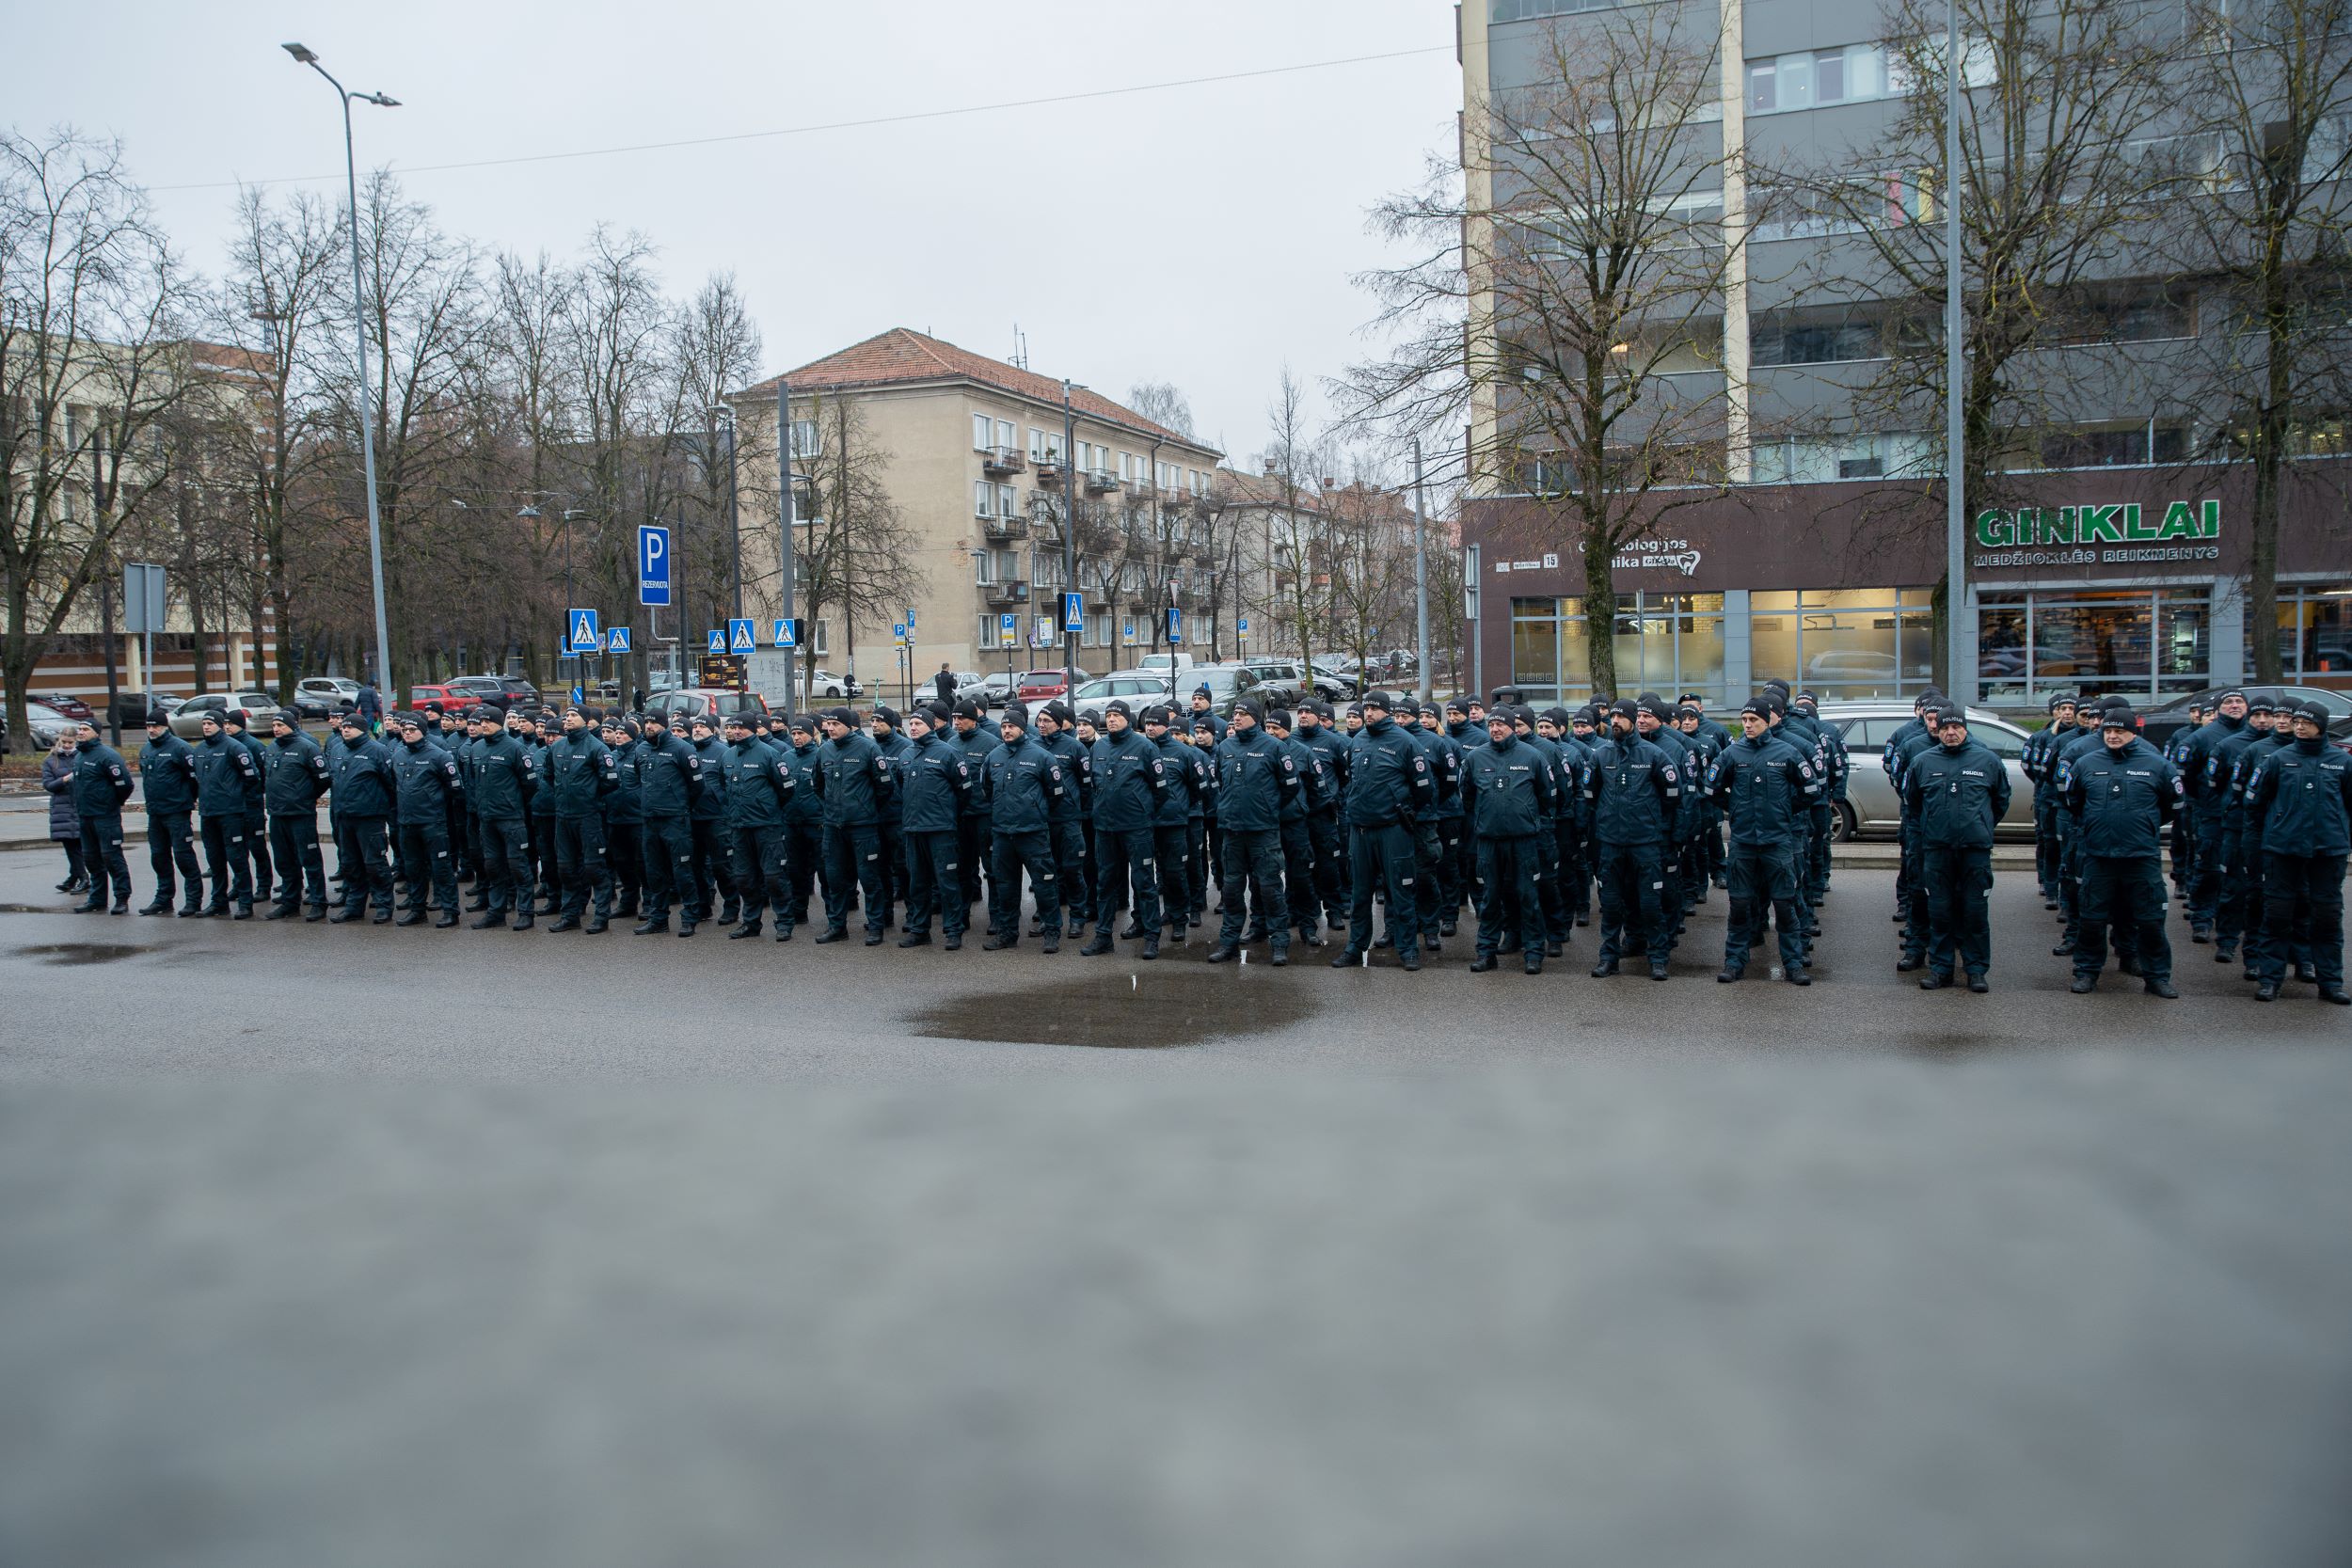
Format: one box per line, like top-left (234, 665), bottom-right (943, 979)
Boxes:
top-left (1973, 499), bottom-right (2220, 567)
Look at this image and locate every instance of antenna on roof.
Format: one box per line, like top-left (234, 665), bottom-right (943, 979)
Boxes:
top-left (1010, 324), bottom-right (1028, 370)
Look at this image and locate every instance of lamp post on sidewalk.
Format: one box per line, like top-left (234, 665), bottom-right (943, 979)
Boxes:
top-left (282, 42), bottom-right (398, 695)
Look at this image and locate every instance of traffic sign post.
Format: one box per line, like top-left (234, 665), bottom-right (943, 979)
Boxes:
top-left (1167, 606), bottom-right (1184, 646)
top-left (998, 612), bottom-right (1017, 645)
top-left (637, 525), bottom-right (672, 607)
top-left (607, 626), bottom-right (631, 653)
top-left (727, 618), bottom-right (755, 655)
top-left (707, 629), bottom-right (726, 654)
top-left (567, 607), bottom-right (601, 656)
top-left (772, 618), bottom-right (798, 649)
top-left (1062, 592), bottom-right (1084, 633)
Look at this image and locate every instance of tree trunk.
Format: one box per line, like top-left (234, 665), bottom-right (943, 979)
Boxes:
top-left (2249, 289), bottom-right (2291, 685)
top-left (1582, 523), bottom-right (1619, 699)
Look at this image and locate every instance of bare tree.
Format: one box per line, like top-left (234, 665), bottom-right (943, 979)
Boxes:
top-left (2175, 0), bottom-right (2352, 679)
top-left (1126, 380), bottom-right (1196, 440)
top-left (790, 391), bottom-right (921, 694)
top-left (675, 271), bottom-right (765, 624)
top-left (0, 129), bottom-right (193, 747)
top-left (1263, 366), bottom-right (1338, 671)
top-left (1345, 11), bottom-right (1737, 696)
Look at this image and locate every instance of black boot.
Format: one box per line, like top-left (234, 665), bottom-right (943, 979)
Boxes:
top-left (395, 910), bottom-right (426, 927)
top-left (435, 911), bottom-right (459, 928)
top-left (1470, 955), bottom-right (1497, 973)
top-left (1524, 952), bottom-right (1544, 975)
top-left (1204, 942), bottom-right (1238, 963)
top-left (1140, 936), bottom-right (1158, 960)
top-left (1079, 935), bottom-right (1113, 956)
top-left (727, 920), bottom-right (762, 940)
top-left (546, 914), bottom-right (580, 933)
top-left (632, 915), bottom-right (668, 935)
top-left (471, 911), bottom-right (508, 929)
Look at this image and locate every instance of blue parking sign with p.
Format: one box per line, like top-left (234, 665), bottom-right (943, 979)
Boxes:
top-left (637, 525), bottom-right (671, 607)
top-left (998, 611), bottom-right (1017, 644)
top-left (567, 607), bottom-right (600, 654)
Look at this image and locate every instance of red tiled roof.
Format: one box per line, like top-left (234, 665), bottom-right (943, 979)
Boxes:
top-left (736, 328), bottom-right (1218, 454)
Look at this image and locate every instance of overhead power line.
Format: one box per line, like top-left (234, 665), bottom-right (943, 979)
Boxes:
top-left (153, 43), bottom-right (1454, 195)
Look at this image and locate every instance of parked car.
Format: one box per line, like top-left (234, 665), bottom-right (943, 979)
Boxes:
top-left (642, 688), bottom-right (770, 725)
top-left (805, 668), bottom-right (863, 700)
top-left (167, 690), bottom-right (282, 739)
top-left (1016, 666), bottom-right (1092, 704)
top-left (1819, 701), bottom-right (2035, 842)
top-left (968, 672), bottom-right (1016, 709)
top-left (30, 691), bottom-right (95, 721)
top-left (406, 682), bottom-right (484, 716)
top-left (1070, 673), bottom-right (1191, 726)
top-left (19, 701), bottom-right (81, 749)
top-left (1235, 659), bottom-right (1311, 707)
top-left (2137, 683), bottom-right (2352, 750)
top-left (290, 676), bottom-right (360, 720)
top-left (1310, 657), bottom-right (1363, 699)
top-left (1183, 663), bottom-right (1265, 719)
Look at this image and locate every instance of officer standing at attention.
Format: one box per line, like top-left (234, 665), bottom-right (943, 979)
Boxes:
top-left (261, 712), bottom-right (331, 920)
top-left (326, 713), bottom-right (396, 924)
top-left (468, 704), bottom-right (537, 928)
top-left (685, 715), bottom-right (738, 929)
top-left (1460, 705), bottom-right (1555, 974)
top-left (136, 710), bottom-right (203, 916)
top-left (600, 717), bottom-right (645, 921)
top-left (1901, 706), bottom-right (2010, 991)
top-left (66, 719), bottom-right (136, 914)
top-left (1033, 703), bottom-right (1092, 938)
top-left (720, 711), bottom-right (797, 941)
top-left (2057, 703), bottom-right (2182, 997)
top-left (897, 703), bottom-right (975, 949)
top-left (193, 708), bottom-right (261, 918)
top-left (1585, 697), bottom-right (1684, 981)
top-left (1332, 691), bottom-right (1433, 971)
top-left (1263, 709), bottom-right (1328, 949)
top-left (546, 707), bottom-right (618, 934)
top-left (2178, 688), bottom-right (2249, 942)
top-left (815, 705), bottom-right (897, 945)
top-left (2241, 700), bottom-right (2352, 1004)
top-left (2207, 691), bottom-right (2279, 967)
top-left (628, 711), bottom-right (704, 937)
top-left (1706, 698), bottom-right (1820, 985)
top-left (222, 707), bottom-right (276, 908)
top-left (2022, 691), bottom-right (2079, 910)
top-left (980, 705), bottom-right (1066, 952)
top-left (1145, 705), bottom-right (1204, 937)
top-left (1207, 697), bottom-right (1300, 965)
top-left (389, 712), bottom-right (462, 927)
top-left (1082, 699), bottom-right (1168, 958)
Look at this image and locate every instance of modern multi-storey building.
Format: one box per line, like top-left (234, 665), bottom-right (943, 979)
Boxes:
top-left (1457, 0), bottom-right (2352, 711)
top-left (728, 330), bottom-right (1223, 687)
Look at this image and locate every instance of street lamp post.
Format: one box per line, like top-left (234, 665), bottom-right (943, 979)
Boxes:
top-left (709, 405), bottom-right (741, 620)
top-left (282, 42), bottom-right (397, 697)
top-left (1061, 381), bottom-right (1081, 689)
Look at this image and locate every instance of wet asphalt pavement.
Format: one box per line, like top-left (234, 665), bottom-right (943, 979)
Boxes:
top-left (0, 847), bottom-right (2346, 1567)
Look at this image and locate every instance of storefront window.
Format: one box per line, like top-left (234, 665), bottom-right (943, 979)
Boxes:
top-left (2247, 582), bottom-right (2352, 689)
top-left (1749, 587), bottom-right (1932, 698)
top-left (1976, 588), bottom-right (2212, 704)
top-left (1510, 593), bottom-right (1716, 703)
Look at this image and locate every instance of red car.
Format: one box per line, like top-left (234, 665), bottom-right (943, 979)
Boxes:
top-left (31, 691), bottom-right (95, 721)
top-left (1015, 667), bottom-right (1091, 703)
top-left (407, 683), bottom-right (481, 716)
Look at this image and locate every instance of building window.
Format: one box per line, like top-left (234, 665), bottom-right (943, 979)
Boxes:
top-left (2025, 422), bottom-right (2189, 469)
top-left (1754, 433), bottom-right (1930, 483)
top-left (996, 419), bottom-right (1017, 451)
top-left (1752, 311), bottom-right (1883, 365)
top-left (974, 481), bottom-right (994, 517)
top-left (973, 414), bottom-right (993, 451)
top-left (1493, 0), bottom-right (1619, 20)
top-left (998, 483), bottom-right (1018, 516)
top-left (1977, 587), bottom-right (2212, 705)
top-left (1510, 593), bottom-right (1726, 704)
top-left (2249, 581), bottom-right (2352, 688)
top-left (1748, 44), bottom-right (1889, 115)
top-left (1029, 428), bottom-right (1064, 463)
top-left (788, 419), bottom-right (820, 459)
top-left (1752, 588), bottom-right (1936, 699)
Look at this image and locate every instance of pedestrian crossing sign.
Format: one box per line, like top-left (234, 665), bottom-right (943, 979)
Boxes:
top-left (707, 629), bottom-right (726, 654)
top-left (606, 626), bottom-right (631, 653)
top-left (772, 618), bottom-right (797, 649)
top-left (567, 607), bottom-right (600, 654)
top-left (728, 618), bottom-right (755, 654)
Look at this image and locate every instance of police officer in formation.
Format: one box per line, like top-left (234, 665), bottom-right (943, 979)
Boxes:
top-left (50, 686), bottom-right (2347, 1006)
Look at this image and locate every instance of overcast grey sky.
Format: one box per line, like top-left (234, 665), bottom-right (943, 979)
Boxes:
top-left (8, 0), bottom-right (1459, 466)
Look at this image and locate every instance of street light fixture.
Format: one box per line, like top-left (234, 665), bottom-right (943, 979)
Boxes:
top-left (282, 41), bottom-right (399, 697)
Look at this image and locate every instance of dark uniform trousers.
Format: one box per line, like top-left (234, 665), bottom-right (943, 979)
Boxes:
top-left (1345, 822), bottom-right (1418, 958)
top-left (730, 825), bottom-right (790, 927)
top-left (2033, 794), bottom-right (2064, 901)
top-left (1594, 840), bottom-right (1671, 968)
top-left (1276, 818), bottom-right (1317, 934)
top-left (1051, 820), bottom-right (1089, 927)
top-left (1472, 832), bottom-right (1542, 961)
top-left (1431, 817), bottom-right (1465, 915)
top-left (267, 812), bottom-right (328, 909)
top-left (2261, 851), bottom-right (2346, 988)
top-left (1094, 826), bottom-right (1162, 939)
top-left (2189, 811), bottom-right (2228, 925)
top-left (1185, 821), bottom-right (1209, 917)
top-left (988, 829), bottom-right (1059, 938)
top-left (904, 829), bottom-right (966, 941)
top-left (2217, 819), bottom-right (2260, 948)
top-left (1899, 815), bottom-right (1935, 960)
top-left (875, 820), bottom-right (905, 927)
top-left (606, 822), bottom-right (644, 914)
top-left (478, 817), bottom-right (530, 913)
top-left (1724, 840), bottom-right (1804, 974)
top-left (149, 810), bottom-right (201, 905)
top-left (1804, 802), bottom-right (1834, 902)
top-left (1450, 824), bottom-right (1477, 916)
top-left (1217, 827), bottom-right (1289, 948)
top-left (2168, 813), bottom-right (2197, 894)
top-left (690, 818), bottom-right (735, 917)
top-left (639, 816), bottom-right (696, 920)
top-left (1919, 843), bottom-right (1993, 979)
top-left (1544, 821), bottom-right (1577, 934)
top-left (1306, 809), bottom-right (1345, 925)
top-left (1154, 826), bottom-right (1193, 929)
top-left (530, 811), bottom-right (558, 906)
top-left (337, 816), bottom-right (394, 915)
top-left (399, 819), bottom-right (458, 913)
top-left (781, 821), bottom-right (824, 927)
top-left (246, 808), bottom-right (275, 903)
top-left (2076, 854), bottom-right (2171, 983)
top-left (957, 816), bottom-right (988, 910)
top-left (1410, 821), bottom-right (1445, 939)
top-left (554, 816), bottom-right (613, 920)
top-left (78, 815), bottom-right (133, 904)
top-left (200, 810), bottom-right (255, 910)
top-left (465, 812), bottom-right (488, 900)
top-left (826, 823), bottom-right (889, 936)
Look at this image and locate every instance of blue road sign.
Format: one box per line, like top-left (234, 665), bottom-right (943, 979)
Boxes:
top-left (637, 526), bottom-right (671, 607)
top-left (892, 623), bottom-right (907, 645)
top-left (567, 607), bottom-right (600, 654)
top-left (772, 618), bottom-right (797, 649)
top-left (728, 618), bottom-right (755, 654)
top-left (707, 629), bottom-right (726, 654)
top-left (607, 626), bottom-right (631, 653)
top-left (998, 611), bottom-right (1017, 644)
top-left (1167, 607), bottom-right (1183, 645)
top-left (1238, 617), bottom-right (1248, 634)
top-left (571, 686), bottom-right (584, 705)
top-left (1062, 592), bottom-right (1084, 632)
top-left (905, 607), bottom-right (916, 630)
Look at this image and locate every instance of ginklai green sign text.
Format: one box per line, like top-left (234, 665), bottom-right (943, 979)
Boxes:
top-left (1974, 499), bottom-right (2220, 548)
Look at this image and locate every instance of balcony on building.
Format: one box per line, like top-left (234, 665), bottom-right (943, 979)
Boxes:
top-left (1085, 468), bottom-right (1120, 495)
top-left (984, 579), bottom-right (1031, 607)
top-left (982, 510), bottom-right (1029, 541)
top-left (1034, 457), bottom-right (1064, 487)
top-left (982, 446), bottom-right (1025, 477)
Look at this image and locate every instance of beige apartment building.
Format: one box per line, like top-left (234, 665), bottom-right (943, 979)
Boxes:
top-left (729, 329), bottom-right (1223, 688)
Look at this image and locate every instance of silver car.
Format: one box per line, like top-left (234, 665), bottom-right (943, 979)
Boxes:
top-left (167, 690), bottom-right (282, 739)
top-left (1815, 701), bottom-right (2036, 842)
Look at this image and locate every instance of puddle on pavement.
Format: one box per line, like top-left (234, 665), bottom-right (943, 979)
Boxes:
top-left (13, 942), bottom-right (151, 967)
top-left (0, 903), bottom-right (72, 915)
top-left (907, 967), bottom-right (1313, 1047)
